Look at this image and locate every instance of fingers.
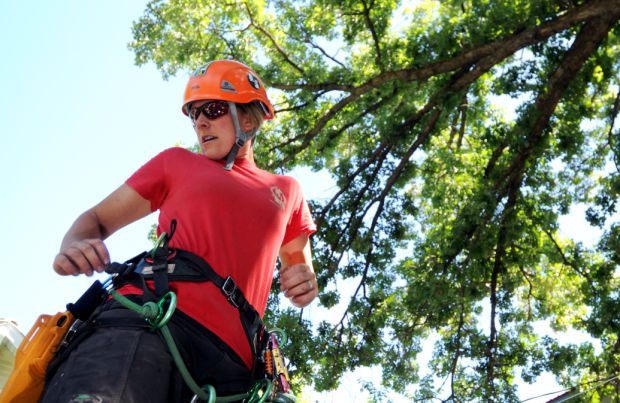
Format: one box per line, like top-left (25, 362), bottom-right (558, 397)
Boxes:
top-left (53, 239), bottom-right (110, 276)
top-left (279, 263), bottom-right (318, 308)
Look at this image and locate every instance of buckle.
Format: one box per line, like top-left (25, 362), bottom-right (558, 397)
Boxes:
top-left (60, 319), bottom-right (83, 349)
top-left (151, 263), bottom-right (168, 273)
top-left (221, 276), bottom-right (240, 308)
top-left (104, 262), bottom-right (128, 275)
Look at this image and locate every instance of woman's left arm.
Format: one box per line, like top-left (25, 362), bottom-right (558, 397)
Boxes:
top-left (279, 233), bottom-right (317, 308)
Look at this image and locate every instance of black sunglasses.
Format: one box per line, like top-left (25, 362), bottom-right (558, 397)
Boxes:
top-left (188, 101), bottom-right (230, 123)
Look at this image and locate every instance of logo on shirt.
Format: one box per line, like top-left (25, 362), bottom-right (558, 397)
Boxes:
top-left (270, 186), bottom-right (286, 211)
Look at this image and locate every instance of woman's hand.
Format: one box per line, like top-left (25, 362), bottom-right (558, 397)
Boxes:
top-left (279, 263), bottom-right (317, 308)
top-left (279, 233), bottom-right (317, 308)
top-left (52, 184), bottom-right (151, 277)
top-left (53, 238), bottom-right (110, 276)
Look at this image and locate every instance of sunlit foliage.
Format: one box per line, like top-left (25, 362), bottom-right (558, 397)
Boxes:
top-left (131, 0), bottom-right (620, 400)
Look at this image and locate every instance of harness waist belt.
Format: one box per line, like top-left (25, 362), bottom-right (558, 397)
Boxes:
top-left (106, 249), bottom-right (266, 366)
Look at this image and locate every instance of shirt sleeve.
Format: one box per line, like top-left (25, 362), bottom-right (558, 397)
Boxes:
top-left (282, 180), bottom-right (317, 246)
top-left (125, 149), bottom-right (172, 212)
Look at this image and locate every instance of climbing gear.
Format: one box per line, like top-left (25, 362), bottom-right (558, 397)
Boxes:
top-left (262, 329), bottom-right (296, 402)
top-left (181, 60), bottom-right (274, 171)
top-left (3, 220), bottom-right (297, 402)
top-left (188, 100), bottom-right (230, 123)
top-left (107, 221), bottom-right (266, 367)
top-left (107, 289), bottom-right (218, 401)
top-left (0, 312), bottom-right (74, 403)
top-left (110, 252), bottom-right (267, 362)
top-left (0, 276), bottom-right (111, 403)
top-left (185, 328), bottom-right (296, 403)
top-left (144, 220), bottom-right (177, 298)
top-left (110, 281), bottom-right (294, 403)
top-left (109, 240), bottom-right (297, 403)
top-left (182, 60), bottom-right (273, 119)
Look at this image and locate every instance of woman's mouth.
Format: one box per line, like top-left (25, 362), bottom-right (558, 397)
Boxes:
top-left (202, 135), bottom-right (216, 144)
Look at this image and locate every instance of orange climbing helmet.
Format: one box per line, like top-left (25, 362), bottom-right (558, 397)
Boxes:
top-left (182, 60), bottom-right (274, 119)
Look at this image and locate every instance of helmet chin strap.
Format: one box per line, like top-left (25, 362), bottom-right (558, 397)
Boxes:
top-left (223, 102), bottom-right (257, 171)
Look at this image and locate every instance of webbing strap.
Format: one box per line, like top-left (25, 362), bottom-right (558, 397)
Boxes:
top-left (108, 248), bottom-right (267, 361)
top-left (149, 220), bottom-right (177, 298)
top-left (172, 250), bottom-right (252, 311)
top-left (223, 141), bottom-right (243, 171)
top-left (162, 250), bottom-right (268, 366)
top-left (150, 248), bottom-right (171, 298)
top-left (222, 102), bottom-right (258, 171)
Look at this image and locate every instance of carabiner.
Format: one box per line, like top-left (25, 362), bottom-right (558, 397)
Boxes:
top-left (247, 378), bottom-right (272, 403)
top-left (269, 328), bottom-right (288, 346)
top-left (190, 384), bottom-right (216, 403)
top-left (149, 292), bottom-right (177, 331)
top-left (150, 231), bottom-right (169, 259)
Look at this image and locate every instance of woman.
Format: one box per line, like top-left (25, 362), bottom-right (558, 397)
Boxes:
top-left (43, 60), bottom-right (317, 403)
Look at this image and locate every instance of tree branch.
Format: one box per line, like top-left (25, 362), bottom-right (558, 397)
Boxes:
top-left (485, 174), bottom-right (519, 392)
top-left (517, 264), bottom-right (534, 321)
top-left (270, 91), bottom-right (364, 167)
top-left (449, 286), bottom-right (467, 399)
top-left (314, 94), bottom-right (391, 155)
top-left (440, 9), bottom-right (619, 272)
top-left (266, 82), bottom-right (355, 92)
top-left (325, 148), bottom-right (389, 276)
top-left (608, 90), bottom-right (620, 147)
top-left (361, 0), bottom-right (384, 70)
top-left (244, 3), bottom-right (304, 74)
top-left (267, 1), bottom-right (618, 170)
top-left (304, 38), bottom-right (346, 68)
top-left (483, 138), bottom-right (510, 180)
top-left (326, 108), bottom-right (442, 329)
top-left (494, 10), bottom-right (619, 192)
top-left (315, 140), bottom-right (393, 228)
top-left (268, 0), bottom-right (616, 96)
top-left (544, 230), bottom-right (596, 293)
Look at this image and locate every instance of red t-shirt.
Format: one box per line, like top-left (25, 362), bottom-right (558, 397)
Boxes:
top-left (125, 147), bottom-right (316, 368)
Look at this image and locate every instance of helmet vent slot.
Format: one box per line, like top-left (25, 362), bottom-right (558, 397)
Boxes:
top-left (220, 80), bottom-right (237, 93)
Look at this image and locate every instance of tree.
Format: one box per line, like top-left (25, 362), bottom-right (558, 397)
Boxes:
top-left (130, 0), bottom-right (620, 400)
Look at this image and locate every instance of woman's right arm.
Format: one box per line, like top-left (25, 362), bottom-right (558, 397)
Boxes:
top-left (53, 184), bottom-right (152, 276)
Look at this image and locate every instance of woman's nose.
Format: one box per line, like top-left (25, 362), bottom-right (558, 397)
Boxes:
top-left (195, 111), bottom-right (210, 126)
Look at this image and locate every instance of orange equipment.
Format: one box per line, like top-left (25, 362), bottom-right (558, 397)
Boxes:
top-left (181, 59), bottom-right (275, 171)
top-left (0, 311), bottom-right (74, 403)
top-left (182, 60), bottom-right (274, 119)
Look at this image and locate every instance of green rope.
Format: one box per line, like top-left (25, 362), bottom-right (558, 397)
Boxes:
top-left (108, 289), bottom-right (267, 403)
top-left (109, 290), bottom-right (213, 401)
top-left (160, 325), bottom-right (217, 402)
top-left (109, 290), bottom-right (159, 320)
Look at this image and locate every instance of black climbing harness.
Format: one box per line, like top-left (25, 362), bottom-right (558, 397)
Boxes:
top-left (50, 219), bottom-right (296, 402)
top-left (105, 220), bottom-right (266, 366)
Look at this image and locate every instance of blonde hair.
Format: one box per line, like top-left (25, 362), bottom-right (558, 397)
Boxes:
top-left (237, 101), bottom-right (266, 131)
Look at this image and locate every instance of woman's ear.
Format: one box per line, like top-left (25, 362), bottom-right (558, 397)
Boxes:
top-left (240, 111), bottom-right (254, 131)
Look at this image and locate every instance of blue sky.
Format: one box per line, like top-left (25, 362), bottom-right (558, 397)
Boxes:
top-left (0, 1), bottom-right (611, 401)
top-left (0, 0), bottom-right (328, 329)
top-left (0, 1), bottom-right (343, 399)
top-left (0, 1), bottom-right (196, 330)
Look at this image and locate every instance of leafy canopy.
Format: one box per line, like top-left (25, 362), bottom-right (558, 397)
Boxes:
top-left (131, 0), bottom-right (620, 400)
